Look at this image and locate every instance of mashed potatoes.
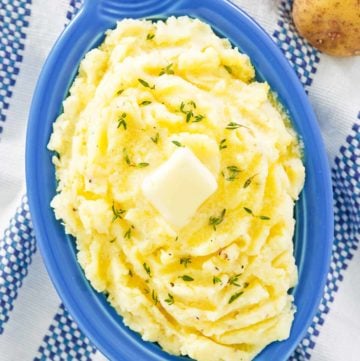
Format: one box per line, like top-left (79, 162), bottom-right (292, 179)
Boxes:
top-left (48, 17), bottom-right (305, 361)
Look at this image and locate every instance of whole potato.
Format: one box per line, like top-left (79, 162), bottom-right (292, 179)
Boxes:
top-left (292, 0), bottom-right (360, 56)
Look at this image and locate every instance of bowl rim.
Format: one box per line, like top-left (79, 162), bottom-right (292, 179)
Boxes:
top-left (26, 1), bottom-right (334, 360)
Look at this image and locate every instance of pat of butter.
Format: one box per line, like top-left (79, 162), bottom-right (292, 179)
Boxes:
top-left (142, 148), bottom-right (217, 228)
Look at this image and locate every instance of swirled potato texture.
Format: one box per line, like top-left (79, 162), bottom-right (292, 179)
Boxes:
top-left (48, 17), bottom-right (305, 361)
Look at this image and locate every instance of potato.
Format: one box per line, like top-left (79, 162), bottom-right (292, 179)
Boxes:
top-left (292, 0), bottom-right (360, 56)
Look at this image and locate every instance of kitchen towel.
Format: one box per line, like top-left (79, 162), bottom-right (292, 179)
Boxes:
top-left (0, 0), bottom-right (359, 360)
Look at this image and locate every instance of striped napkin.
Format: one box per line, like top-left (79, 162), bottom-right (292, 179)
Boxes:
top-left (0, 0), bottom-right (359, 360)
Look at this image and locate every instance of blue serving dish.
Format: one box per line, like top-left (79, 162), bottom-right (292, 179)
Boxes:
top-left (26, 0), bottom-right (333, 360)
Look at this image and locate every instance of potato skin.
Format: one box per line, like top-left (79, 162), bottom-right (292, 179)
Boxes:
top-left (292, 0), bottom-right (360, 56)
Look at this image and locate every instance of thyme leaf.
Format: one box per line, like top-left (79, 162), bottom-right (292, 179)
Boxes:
top-left (172, 140), bottom-right (184, 147)
top-left (111, 203), bottom-right (126, 222)
top-left (136, 162), bottom-right (149, 168)
top-left (219, 138), bottom-right (227, 150)
top-left (228, 274), bottom-right (242, 287)
top-left (243, 207), bottom-right (253, 215)
top-left (159, 63), bottom-right (174, 76)
top-left (243, 174), bottom-right (257, 188)
top-left (228, 291), bottom-right (244, 304)
top-left (180, 257), bottom-right (191, 268)
top-left (124, 228), bottom-right (132, 239)
top-left (213, 276), bottom-right (222, 284)
top-left (226, 122), bottom-right (245, 130)
top-left (143, 262), bottom-right (151, 277)
top-left (180, 101), bottom-right (204, 123)
top-left (151, 289), bottom-right (158, 305)
top-left (123, 148), bottom-right (132, 165)
top-left (179, 275), bottom-right (194, 282)
top-left (164, 293), bottom-right (174, 305)
top-left (226, 166), bottom-right (241, 181)
top-left (138, 78), bottom-right (155, 89)
top-left (117, 112), bottom-right (127, 129)
top-left (123, 148), bottom-right (149, 168)
top-left (209, 209), bottom-right (226, 230)
top-left (151, 132), bottom-right (160, 144)
top-left (192, 114), bottom-right (204, 123)
top-left (224, 65), bottom-right (233, 74)
top-left (243, 207), bottom-right (271, 220)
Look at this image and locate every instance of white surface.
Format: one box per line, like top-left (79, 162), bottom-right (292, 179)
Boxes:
top-left (0, 252), bottom-right (60, 360)
top-left (311, 247), bottom-right (360, 361)
top-left (0, 0), bottom-right (67, 227)
top-left (308, 54), bottom-right (360, 167)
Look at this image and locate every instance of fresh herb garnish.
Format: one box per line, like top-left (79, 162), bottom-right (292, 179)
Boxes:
top-left (123, 148), bottom-right (149, 168)
top-left (226, 122), bottom-right (245, 130)
top-left (117, 89), bottom-right (124, 95)
top-left (243, 174), bottom-right (257, 188)
top-left (243, 207), bottom-right (270, 220)
top-left (124, 228), bottom-right (132, 239)
top-left (227, 166), bottom-right (240, 172)
top-left (164, 293), bottom-right (174, 305)
top-left (146, 33), bottom-right (155, 40)
top-left (228, 291), bottom-right (244, 304)
top-left (224, 65), bottom-right (233, 74)
top-left (179, 275), bottom-right (194, 282)
top-left (117, 112), bottom-right (127, 129)
top-left (140, 100), bottom-right (152, 106)
top-left (143, 262), bottom-right (151, 277)
top-left (180, 101), bottom-right (193, 122)
top-left (243, 178), bottom-right (252, 188)
top-left (192, 114), bottom-right (204, 123)
top-left (209, 209), bottom-right (226, 230)
top-left (228, 274), bottom-right (242, 287)
top-left (136, 162), bottom-right (149, 168)
top-left (123, 148), bottom-right (132, 165)
top-left (213, 276), bottom-right (222, 284)
top-left (186, 112), bottom-right (192, 123)
top-left (225, 166), bottom-right (241, 181)
top-left (243, 207), bottom-right (253, 215)
top-left (151, 132), bottom-right (160, 144)
top-left (180, 101), bottom-right (204, 123)
top-left (112, 203), bottom-right (126, 222)
top-left (172, 140), bottom-right (184, 147)
top-left (138, 78), bottom-right (155, 89)
top-left (151, 290), bottom-right (158, 305)
top-left (129, 270), bottom-right (133, 277)
top-left (159, 63), bottom-right (174, 76)
top-left (188, 100), bottom-right (196, 108)
top-left (180, 257), bottom-right (191, 268)
top-left (53, 151), bottom-right (61, 161)
top-left (219, 139), bottom-right (227, 150)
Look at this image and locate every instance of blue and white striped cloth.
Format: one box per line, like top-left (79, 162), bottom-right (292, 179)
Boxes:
top-left (0, 1), bottom-right (359, 360)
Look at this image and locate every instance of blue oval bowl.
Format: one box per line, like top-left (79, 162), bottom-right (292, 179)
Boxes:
top-left (26, 0), bottom-right (333, 360)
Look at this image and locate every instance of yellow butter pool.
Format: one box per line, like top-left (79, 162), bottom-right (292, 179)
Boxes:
top-left (48, 16), bottom-right (305, 361)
